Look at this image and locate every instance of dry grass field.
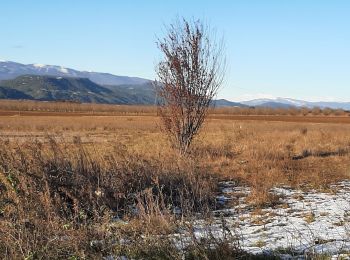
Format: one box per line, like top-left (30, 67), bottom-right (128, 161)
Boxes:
top-left (1, 100), bottom-right (350, 259)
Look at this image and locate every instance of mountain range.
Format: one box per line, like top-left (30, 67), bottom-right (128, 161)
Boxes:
top-left (0, 60), bottom-right (148, 85)
top-left (241, 98), bottom-right (350, 110)
top-left (0, 74), bottom-right (156, 105)
top-left (0, 60), bottom-right (349, 109)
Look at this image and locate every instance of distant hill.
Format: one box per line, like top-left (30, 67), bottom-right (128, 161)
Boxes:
top-left (213, 99), bottom-right (248, 107)
top-left (0, 86), bottom-right (32, 99)
top-left (0, 75), bottom-right (246, 107)
top-left (1, 60), bottom-right (349, 109)
top-left (103, 83), bottom-right (156, 104)
top-left (0, 75), bottom-right (156, 104)
top-left (255, 101), bottom-right (295, 109)
top-left (1, 74), bottom-right (349, 109)
top-left (0, 61), bottom-right (149, 85)
top-left (242, 98), bottom-right (350, 110)
top-left (1, 75), bottom-right (114, 103)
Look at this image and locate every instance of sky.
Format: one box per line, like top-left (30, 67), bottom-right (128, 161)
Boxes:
top-left (0, 0), bottom-right (349, 102)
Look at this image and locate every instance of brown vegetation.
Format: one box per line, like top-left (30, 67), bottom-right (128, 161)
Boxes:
top-left (0, 99), bottom-right (348, 118)
top-left (0, 102), bottom-right (349, 258)
top-left (155, 18), bottom-right (225, 154)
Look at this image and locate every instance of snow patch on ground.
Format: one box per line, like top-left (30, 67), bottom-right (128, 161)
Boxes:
top-left (193, 181), bottom-right (350, 258)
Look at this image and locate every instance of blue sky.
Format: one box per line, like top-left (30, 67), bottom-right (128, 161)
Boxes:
top-left (0, 0), bottom-right (349, 101)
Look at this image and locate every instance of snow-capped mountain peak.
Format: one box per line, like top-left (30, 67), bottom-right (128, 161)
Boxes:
top-left (33, 63), bottom-right (46, 68)
top-left (59, 67), bottom-right (68, 73)
top-left (0, 60), bottom-right (150, 85)
top-left (241, 97), bottom-right (350, 110)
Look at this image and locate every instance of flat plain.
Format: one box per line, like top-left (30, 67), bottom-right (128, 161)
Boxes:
top-left (1, 100), bottom-right (350, 259)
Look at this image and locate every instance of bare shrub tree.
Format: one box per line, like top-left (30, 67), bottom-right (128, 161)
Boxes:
top-left (155, 18), bottom-right (226, 154)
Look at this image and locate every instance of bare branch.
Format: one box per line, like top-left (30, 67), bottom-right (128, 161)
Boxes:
top-left (155, 18), bottom-right (226, 154)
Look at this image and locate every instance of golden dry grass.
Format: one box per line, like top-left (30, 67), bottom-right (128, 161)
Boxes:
top-left (1, 109), bottom-right (349, 202)
top-left (1, 101), bottom-right (349, 258)
top-left (1, 108), bottom-right (349, 190)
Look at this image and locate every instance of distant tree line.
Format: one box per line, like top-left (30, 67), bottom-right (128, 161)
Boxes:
top-left (0, 99), bottom-right (347, 117)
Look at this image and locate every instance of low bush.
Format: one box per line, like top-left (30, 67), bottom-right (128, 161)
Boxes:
top-left (0, 137), bottom-right (218, 258)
